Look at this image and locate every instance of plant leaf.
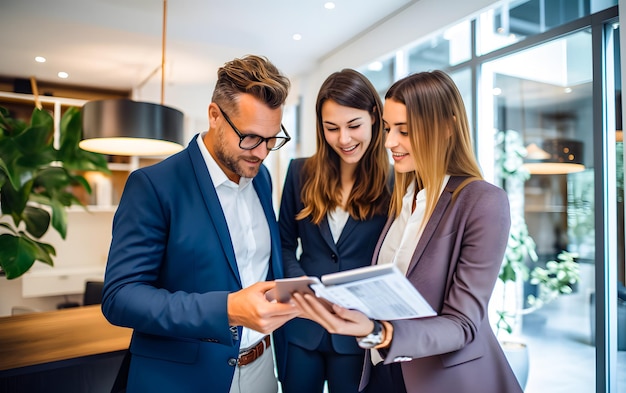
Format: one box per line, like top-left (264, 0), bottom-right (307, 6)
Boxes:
top-left (0, 156), bottom-right (19, 190)
top-left (0, 233), bottom-right (37, 279)
top-left (22, 206), bottom-right (51, 238)
top-left (28, 236), bottom-right (55, 267)
top-left (50, 200), bottom-right (68, 239)
top-left (0, 178), bottom-right (31, 219)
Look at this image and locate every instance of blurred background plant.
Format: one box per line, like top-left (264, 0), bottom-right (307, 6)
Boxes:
top-left (494, 129), bottom-right (580, 336)
top-left (0, 105), bottom-right (109, 279)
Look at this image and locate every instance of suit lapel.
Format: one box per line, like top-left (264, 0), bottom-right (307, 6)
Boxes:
top-left (252, 167), bottom-right (283, 280)
top-left (405, 176), bottom-right (464, 277)
top-left (337, 217), bottom-right (357, 245)
top-left (319, 216), bottom-right (339, 253)
top-left (186, 137), bottom-right (241, 286)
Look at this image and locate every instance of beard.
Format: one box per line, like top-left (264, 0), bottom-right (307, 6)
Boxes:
top-left (214, 128), bottom-right (262, 179)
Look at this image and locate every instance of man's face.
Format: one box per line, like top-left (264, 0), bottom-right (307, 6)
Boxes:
top-left (206, 93), bottom-right (284, 183)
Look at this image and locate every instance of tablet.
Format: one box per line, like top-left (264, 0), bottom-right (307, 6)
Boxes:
top-left (274, 276), bottom-right (321, 303)
top-left (320, 263), bottom-right (397, 286)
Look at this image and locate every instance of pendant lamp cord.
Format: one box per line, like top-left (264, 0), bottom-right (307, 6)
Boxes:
top-left (30, 76), bottom-right (41, 110)
top-left (161, 0), bottom-right (167, 105)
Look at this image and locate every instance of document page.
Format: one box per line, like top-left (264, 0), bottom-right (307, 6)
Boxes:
top-left (309, 265), bottom-right (436, 320)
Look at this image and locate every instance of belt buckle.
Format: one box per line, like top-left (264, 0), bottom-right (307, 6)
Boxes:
top-left (237, 336), bottom-right (268, 367)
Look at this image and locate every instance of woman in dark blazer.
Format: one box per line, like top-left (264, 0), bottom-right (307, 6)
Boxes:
top-left (274, 69), bottom-right (392, 393)
top-left (292, 70), bottom-right (523, 393)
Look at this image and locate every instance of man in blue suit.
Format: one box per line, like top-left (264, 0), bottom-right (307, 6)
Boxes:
top-left (102, 55), bottom-right (299, 393)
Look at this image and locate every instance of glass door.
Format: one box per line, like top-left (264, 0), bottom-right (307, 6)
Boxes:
top-left (481, 30), bottom-right (597, 392)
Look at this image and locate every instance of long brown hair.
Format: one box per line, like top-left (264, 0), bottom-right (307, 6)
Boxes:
top-left (385, 70), bottom-right (482, 221)
top-left (298, 69), bottom-right (391, 224)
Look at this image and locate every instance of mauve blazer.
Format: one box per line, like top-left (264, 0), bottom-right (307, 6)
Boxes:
top-left (274, 158), bottom-right (390, 377)
top-left (101, 134), bottom-right (283, 393)
top-left (361, 176), bottom-right (522, 393)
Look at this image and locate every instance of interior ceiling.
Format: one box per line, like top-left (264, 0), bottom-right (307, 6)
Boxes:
top-left (0, 0), bottom-right (416, 93)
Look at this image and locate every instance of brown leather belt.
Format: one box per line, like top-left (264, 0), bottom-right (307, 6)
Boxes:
top-left (238, 335), bottom-right (270, 366)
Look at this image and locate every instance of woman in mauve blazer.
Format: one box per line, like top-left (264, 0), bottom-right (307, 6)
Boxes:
top-left (274, 69), bottom-right (392, 393)
top-left (292, 71), bottom-right (523, 393)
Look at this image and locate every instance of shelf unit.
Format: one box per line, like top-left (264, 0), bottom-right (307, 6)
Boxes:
top-left (0, 91), bottom-right (165, 208)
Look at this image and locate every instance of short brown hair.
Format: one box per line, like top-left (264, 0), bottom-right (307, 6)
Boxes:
top-left (212, 55), bottom-right (290, 114)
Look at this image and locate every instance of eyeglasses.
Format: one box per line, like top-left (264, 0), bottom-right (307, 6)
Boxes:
top-left (217, 105), bottom-right (291, 151)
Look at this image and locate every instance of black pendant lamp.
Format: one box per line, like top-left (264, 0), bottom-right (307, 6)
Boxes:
top-left (80, 0), bottom-right (184, 156)
top-left (523, 138), bottom-right (585, 175)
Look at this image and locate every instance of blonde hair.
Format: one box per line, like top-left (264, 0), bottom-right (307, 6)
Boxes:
top-left (385, 70), bottom-right (482, 222)
top-left (298, 69), bottom-right (391, 224)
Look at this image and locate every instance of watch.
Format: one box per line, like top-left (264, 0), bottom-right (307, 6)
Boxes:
top-left (357, 320), bottom-right (384, 349)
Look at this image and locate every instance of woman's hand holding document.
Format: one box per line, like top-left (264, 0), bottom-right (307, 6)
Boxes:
top-left (275, 264), bottom-right (436, 320)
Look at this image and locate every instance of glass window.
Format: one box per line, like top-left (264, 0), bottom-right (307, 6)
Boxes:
top-left (477, 0), bottom-right (615, 56)
top-left (407, 20), bottom-right (471, 72)
top-left (360, 55), bottom-right (396, 98)
top-left (608, 21), bottom-right (626, 392)
top-left (482, 30), bottom-right (596, 392)
top-left (449, 68), bottom-right (473, 134)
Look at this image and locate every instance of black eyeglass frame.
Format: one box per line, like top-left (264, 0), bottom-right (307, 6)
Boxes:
top-left (217, 105), bottom-right (291, 151)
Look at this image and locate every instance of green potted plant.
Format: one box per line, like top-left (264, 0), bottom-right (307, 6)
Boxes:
top-left (0, 105), bottom-right (110, 279)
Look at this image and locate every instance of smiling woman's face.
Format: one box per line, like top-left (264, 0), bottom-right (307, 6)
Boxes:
top-left (321, 99), bottom-right (373, 169)
top-left (383, 99), bottom-right (414, 173)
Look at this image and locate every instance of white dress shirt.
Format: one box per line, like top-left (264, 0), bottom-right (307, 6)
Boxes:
top-left (197, 133), bottom-right (270, 349)
top-left (328, 207), bottom-right (350, 243)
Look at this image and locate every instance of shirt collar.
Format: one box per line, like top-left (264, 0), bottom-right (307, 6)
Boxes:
top-left (196, 132), bottom-right (253, 190)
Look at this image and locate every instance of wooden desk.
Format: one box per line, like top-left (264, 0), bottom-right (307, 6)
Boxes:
top-left (0, 305), bottom-right (131, 393)
top-left (0, 305), bottom-right (131, 371)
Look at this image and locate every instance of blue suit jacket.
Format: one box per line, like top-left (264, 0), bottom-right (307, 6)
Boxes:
top-left (101, 134), bottom-right (283, 393)
top-left (273, 158), bottom-right (390, 378)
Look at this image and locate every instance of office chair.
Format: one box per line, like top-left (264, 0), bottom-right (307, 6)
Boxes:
top-left (83, 280), bottom-right (105, 306)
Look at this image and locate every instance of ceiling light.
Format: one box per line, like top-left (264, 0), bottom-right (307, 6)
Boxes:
top-left (80, 0), bottom-right (184, 157)
top-left (57, 72), bottom-right (69, 79)
top-left (367, 61), bottom-right (383, 72)
top-left (81, 99), bottom-right (184, 156)
top-left (292, 33), bottom-right (302, 41)
top-left (324, 2), bottom-right (336, 10)
top-left (35, 56), bottom-right (46, 63)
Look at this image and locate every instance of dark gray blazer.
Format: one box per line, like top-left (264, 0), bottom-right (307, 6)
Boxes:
top-left (274, 158), bottom-right (390, 376)
top-left (361, 176), bottom-right (522, 393)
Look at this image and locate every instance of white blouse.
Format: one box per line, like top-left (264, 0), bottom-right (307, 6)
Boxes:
top-left (378, 175), bottom-right (450, 275)
top-left (328, 207), bottom-right (350, 243)
top-left (371, 175), bottom-right (449, 365)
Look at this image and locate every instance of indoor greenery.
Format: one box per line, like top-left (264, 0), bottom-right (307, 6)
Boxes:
top-left (494, 130), bottom-right (581, 336)
top-left (0, 105), bottom-right (109, 279)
